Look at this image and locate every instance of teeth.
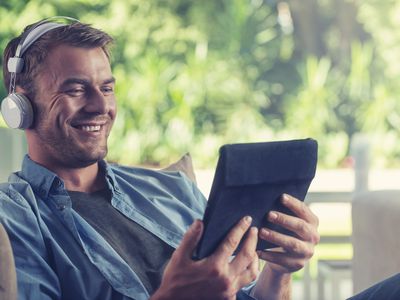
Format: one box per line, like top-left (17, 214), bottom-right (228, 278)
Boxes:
top-left (80, 125), bottom-right (101, 132)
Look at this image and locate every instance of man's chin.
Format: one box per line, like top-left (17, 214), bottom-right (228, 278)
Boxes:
top-left (70, 149), bottom-right (108, 168)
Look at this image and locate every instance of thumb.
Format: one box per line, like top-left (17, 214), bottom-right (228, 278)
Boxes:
top-left (174, 219), bottom-right (203, 261)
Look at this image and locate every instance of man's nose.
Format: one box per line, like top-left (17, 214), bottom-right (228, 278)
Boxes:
top-left (85, 88), bottom-right (110, 114)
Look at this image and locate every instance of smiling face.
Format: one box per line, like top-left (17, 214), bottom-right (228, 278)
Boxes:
top-left (26, 44), bottom-right (116, 169)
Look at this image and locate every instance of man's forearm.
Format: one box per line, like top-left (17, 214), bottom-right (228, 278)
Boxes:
top-left (250, 265), bottom-right (291, 300)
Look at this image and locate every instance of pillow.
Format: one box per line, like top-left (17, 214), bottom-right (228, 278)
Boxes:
top-left (0, 223), bottom-right (17, 300)
top-left (162, 153), bottom-right (197, 184)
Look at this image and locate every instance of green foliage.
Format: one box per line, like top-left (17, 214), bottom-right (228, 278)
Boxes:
top-left (1, 0), bottom-right (400, 167)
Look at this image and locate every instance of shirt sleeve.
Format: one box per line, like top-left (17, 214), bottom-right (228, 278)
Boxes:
top-left (237, 281), bottom-right (258, 300)
top-left (0, 189), bottom-right (61, 300)
top-left (347, 273), bottom-right (400, 300)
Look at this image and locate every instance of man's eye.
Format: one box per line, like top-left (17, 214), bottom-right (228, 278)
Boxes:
top-left (66, 88), bottom-right (85, 96)
top-left (101, 86), bottom-right (114, 95)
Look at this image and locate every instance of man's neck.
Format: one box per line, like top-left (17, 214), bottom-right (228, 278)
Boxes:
top-left (56, 163), bottom-right (106, 193)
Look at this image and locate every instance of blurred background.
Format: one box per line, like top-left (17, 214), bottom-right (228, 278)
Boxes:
top-left (1, 0), bottom-right (400, 299)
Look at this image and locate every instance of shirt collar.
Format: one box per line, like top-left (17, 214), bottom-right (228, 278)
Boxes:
top-left (100, 160), bottom-right (121, 194)
top-left (18, 155), bottom-right (119, 197)
top-left (18, 155), bottom-right (59, 198)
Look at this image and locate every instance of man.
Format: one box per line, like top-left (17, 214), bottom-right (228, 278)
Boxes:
top-left (0, 18), bottom-right (319, 300)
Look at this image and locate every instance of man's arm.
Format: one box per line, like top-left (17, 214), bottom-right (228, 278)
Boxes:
top-left (252, 193), bottom-right (320, 300)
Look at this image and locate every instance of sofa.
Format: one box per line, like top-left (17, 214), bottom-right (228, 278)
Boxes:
top-left (352, 190), bottom-right (400, 294)
top-left (0, 222), bottom-right (17, 300)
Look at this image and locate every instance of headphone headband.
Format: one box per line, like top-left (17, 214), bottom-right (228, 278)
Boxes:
top-left (7, 16), bottom-right (80, 74)
top-left (7, 23), bottom-right (65, 74)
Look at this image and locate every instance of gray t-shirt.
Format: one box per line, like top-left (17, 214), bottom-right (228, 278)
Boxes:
top-left (68, 188), bottom-right (174, 295)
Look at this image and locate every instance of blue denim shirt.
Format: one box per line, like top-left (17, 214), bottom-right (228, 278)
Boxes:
top-left (0, 156), bottom-right (255, 300)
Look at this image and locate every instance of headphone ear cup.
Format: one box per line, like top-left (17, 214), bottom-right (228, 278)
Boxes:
top-left (1, 93), bottom-right (34, 129)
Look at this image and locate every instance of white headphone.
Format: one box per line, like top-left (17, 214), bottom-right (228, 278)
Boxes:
top-left (1, 16), bottom-right (79, 129)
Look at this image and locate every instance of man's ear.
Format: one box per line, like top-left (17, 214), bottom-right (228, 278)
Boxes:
top-left (14, 85), bottom-right (27, 95)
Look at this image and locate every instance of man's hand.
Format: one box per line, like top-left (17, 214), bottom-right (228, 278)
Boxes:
top-left (258, 193), bottom-right (319, 273)
top-left (252, 193), bottom-right (319, 300)
top-left (151, 217), bottom-right (259, 300)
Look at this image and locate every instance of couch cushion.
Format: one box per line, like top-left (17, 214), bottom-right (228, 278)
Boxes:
top-left (0, 222), bottom-right (17, 300)
top-left (162, 153), bottom-right (197, 184)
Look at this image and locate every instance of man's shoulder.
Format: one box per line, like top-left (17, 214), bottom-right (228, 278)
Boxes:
top-left (0, 175), bottom-right (33, 207)
top-left (109, 163), bottom-right (189, 183)
top-left (0, 172), bottom-right (28, 189)
top-left (0, 182), bottom-right (10, 197)
top-left (0, 176), bottom-right (17, 195)
top-left (106, 160), bottom-right (207, 214)
top-left (107, 161), bottom-right (198, 195)
top-left (107, 153), bottom-right (197, 184)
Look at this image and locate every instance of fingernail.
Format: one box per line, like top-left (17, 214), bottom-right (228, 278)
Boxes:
top-left (261, 228), bottom-right (270, 236)
top-left (282, 194), bottom-right (289, 204)
top-left (269, 211), bottom-right (278, 221)
top-left (244, 216), bottom-right (252, 224)
top-left (191, 220), bottom-right (201, 232)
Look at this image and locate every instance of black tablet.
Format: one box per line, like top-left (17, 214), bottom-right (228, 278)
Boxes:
top-left (194, 138), bottom-right (318, 260)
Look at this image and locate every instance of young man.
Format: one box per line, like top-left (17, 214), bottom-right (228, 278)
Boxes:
top-left (0, 18), bottom-right (319, 300)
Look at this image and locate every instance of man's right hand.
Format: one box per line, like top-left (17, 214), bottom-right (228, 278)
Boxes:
top-left (151, 217), bottom-right (259, 300)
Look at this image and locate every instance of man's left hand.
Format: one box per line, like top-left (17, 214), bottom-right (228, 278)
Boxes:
top-left (257, 193), bottom-right (319, 273)
top-left (250, 193), bottom-right (319, 300)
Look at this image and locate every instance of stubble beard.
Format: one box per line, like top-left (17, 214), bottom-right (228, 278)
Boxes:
top-left (35, 122), bottom-right (109, 169)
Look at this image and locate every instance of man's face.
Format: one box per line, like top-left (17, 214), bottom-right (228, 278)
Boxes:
top-left (29, 44), bottom-right (116, 168)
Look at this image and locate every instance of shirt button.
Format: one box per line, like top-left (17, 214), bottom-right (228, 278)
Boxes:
top-left (58, 205), bottom-right (66, 211)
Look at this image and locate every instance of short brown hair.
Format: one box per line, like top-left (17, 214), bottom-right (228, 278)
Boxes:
top-left (3, 20), bottom-right (114, 99)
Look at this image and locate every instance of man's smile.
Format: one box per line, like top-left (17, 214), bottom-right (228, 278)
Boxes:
top-left (80, 125), bottom-right (101, 132)
top-left (70, 117), bottom-right (111, 135)
top-left (72, 123), bottom-right (104, 132)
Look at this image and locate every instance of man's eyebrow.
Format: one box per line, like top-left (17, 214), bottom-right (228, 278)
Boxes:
top-left (60, 77), bottom-right (116, 87)
top-left (61, 78), bottom-right (90, 87)
top-left (103, 77), bottom-right (116, 85)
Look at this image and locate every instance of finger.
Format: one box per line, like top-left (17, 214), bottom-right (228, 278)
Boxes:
top-left (212, 216), bottom-right (252, 261)
top-left (281, 194), bottom-right (319, 226)
top-left (267, 211), bottom-right (320, 243)
top-left (230, 227), bottom-right (258, 273)
top-left (259, 228), bottom-right (314, 258)
top-left (174, 219), bottom-right (204, 261)
top-left (235, 253), bottom-right (259, 289)
top-left (250, 253), bottom-right (259, 275)
top-left (257, 250), bottom-right (307, 273)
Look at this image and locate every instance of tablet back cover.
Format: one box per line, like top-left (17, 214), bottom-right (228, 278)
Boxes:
top-left (194, 138), bottom-right (318, 260)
